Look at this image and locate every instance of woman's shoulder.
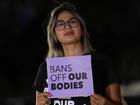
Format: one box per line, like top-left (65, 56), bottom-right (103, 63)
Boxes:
top-left (87, 51), bottom-right (111, 63)
top-left (36, 60), bottom-right (47, 76)
top-left (39, 60), bottom-right (47, 69)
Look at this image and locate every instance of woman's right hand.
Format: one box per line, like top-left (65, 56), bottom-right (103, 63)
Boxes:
top-left (36, 91), bottom-right (52, 105)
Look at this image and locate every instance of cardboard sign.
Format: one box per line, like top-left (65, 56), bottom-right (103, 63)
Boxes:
top-left (46, 55), bottom-right (94, 98)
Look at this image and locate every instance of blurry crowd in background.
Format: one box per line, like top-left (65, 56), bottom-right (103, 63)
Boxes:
top-left (0, 0), bottom-right (140, 105)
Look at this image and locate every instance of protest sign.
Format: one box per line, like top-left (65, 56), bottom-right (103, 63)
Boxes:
top-left (46, 55), bottom-right (94, 98)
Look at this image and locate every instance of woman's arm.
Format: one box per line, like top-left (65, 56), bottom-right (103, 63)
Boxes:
top-left (105, 83), bottom-right (122, 105)
top-left (90, 83), bottom-right (122, 105)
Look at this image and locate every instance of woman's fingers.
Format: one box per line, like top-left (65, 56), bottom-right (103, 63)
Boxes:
top-left (90, 93), bottom-right (107, 105)
top-left (37, 92), bottom-right (52, 105)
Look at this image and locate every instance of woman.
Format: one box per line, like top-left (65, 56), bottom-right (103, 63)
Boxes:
top-left (34, 3), bottom-right (122, 105)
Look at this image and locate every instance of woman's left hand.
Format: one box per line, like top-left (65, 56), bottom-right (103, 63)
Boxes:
top-left (90, 93), bottom-right (108, 105)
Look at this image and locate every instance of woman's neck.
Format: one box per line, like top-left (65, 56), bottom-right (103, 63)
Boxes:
top-left (62, 43), bottom-right (84, 56)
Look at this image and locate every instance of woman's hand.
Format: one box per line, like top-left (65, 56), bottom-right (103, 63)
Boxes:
top-left (90, 93), bottom-right (108, 105)
top-left (36, 91), bottom-right (52, 105)
top-left (90, 93), bottom-right (122, 105)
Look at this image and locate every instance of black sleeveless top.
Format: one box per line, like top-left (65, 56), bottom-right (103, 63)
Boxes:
top-left (33, 52), bottom-right (120, 105)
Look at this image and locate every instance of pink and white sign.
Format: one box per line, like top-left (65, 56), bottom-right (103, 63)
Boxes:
top-left (46, 55), bottom-right (94, 98)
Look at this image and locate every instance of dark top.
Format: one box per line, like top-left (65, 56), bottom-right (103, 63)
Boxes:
top-left (33, 52), bottom-right (120, 105)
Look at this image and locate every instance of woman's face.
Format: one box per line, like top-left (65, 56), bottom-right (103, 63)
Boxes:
top-left (54, 11), bottom-right (82, 45)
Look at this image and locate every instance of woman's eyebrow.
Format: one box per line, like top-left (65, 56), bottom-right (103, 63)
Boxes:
top-left (57, 17), bottom-right (76, 22)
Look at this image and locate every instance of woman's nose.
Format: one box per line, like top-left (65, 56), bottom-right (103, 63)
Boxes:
top-left (65, 23), bottom-right (72, 30)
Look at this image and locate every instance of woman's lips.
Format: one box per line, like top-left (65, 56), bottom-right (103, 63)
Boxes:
top-left (64, 31), bottom-right (74, 36)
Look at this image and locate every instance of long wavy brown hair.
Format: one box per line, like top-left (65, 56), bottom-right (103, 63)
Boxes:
top-left (46, 3), bottom-right (93, 58)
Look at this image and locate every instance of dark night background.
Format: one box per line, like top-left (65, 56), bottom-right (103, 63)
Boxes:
top-left (0, 0), bottom-right (140, 105)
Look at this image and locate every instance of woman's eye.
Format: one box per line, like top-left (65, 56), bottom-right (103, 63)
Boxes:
top-left (57, 22), bottom-right (64, 26)
top-left (70, 20), bottom-right (77, 23)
